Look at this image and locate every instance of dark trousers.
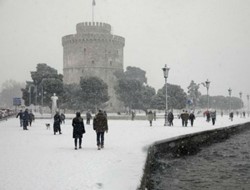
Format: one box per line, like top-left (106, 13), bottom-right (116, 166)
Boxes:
top-left (212, 118), bottom-right (216, 125)
top-left (190, 119), bottom-right (194, 126)
top-left (96, 132), bottom-right (104, 146)
top-left (86, 118), bottom-right (90, 124)
top-left (74, 138), bottom-right (82, 148)
top-left (23, 120), bottom-right (28, 130)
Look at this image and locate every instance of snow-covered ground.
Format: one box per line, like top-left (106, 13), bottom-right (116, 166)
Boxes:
top-left (0, 115), bottom-right (249, 190)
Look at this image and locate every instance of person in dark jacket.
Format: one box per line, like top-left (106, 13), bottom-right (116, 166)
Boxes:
top-left (180, 110), bottom-right (189, 127)
top-left (167, 111), bottom-right (174, 126)
top-left (147, 110), bottom-right (154, 126)
top-left (22, 109), bottom-right (29, 130)
top-left (60, 113), bottom-right (65, 124)
top-left (86, 111), bottom-right (92, 125)
top-left (211, 111), bottom-right (216, 125)
top-left (72, 112), bottom-right (85, 150)
top-left (16, 110), bottom-right (23, 127)
top-left (189, 112), bottom-right (195, 127)
top-left (93, 110), bottom-right (108, 150)
top-left (53, 111), bottom-right (62, 135)
top-left (29, 111), bottom-right (35, 126)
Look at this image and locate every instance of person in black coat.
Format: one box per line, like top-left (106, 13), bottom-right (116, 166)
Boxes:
top-left (167, 111), bottom-right (174, 126)
top-left (22, 109), bottom-right (29, 130)
top-left (53, 111), bottom-right (62, 135)
top-left (86, 111), bottom-right (92, 125)
top-left (72, 112), bottom-right (85, 150)
top-left (189, 112), bottom-right (195, 127)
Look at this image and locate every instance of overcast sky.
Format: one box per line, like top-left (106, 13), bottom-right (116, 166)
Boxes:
top-left (0, 0), bottom-right (250, 100)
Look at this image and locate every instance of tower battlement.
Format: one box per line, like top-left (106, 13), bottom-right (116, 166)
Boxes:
top-left (62, 33), bottom-right (125, 47)
top-left (76, 22), bottom-right (111, 34)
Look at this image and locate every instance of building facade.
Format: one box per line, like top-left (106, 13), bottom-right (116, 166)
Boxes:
top-left (62, 22), bottom-right (125, 111)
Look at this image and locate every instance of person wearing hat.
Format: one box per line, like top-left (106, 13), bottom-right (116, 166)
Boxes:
top-left (93, 110), bottom-right (108, 150)
top-left (72, 112), bottom-right (85, 150)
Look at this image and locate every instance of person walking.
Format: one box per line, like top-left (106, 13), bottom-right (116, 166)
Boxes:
top-left (180, 110), bottom-right (189, 127)
top-left (60, 113), bottom-right (66, 124)
top-left (229, 112), bottom-right (234, 121)
top-left (189, 112), bottom-right (195, 127)
top-left (147, 110), bottom-right (154, 126)
top-left (86, 111), bottom-right (92, 125)
top-left (211, 110), bottom-right (216, 125)
top-left (29, 111), bottom-right (35, 126)
top-left (72, 112), bottom-right (85, 150)
top-left (53, 111), bottom-right (62, 135)
top-left (93, 110), bottom-right (108, 150)
top-left (167, 111), bottom-right (174, 126)
top-left (16, 110), bottom-right (23, 127)
top-left (22, 109), bottom-right (29, 130)
top-left (153, 111), bottom-right (156, 121)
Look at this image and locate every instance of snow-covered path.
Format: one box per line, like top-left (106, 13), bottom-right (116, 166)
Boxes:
top-left (0, 116), bottom-right (249, 190)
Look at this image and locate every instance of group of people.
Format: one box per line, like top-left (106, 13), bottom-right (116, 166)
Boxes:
top-left (53, 110), bottom-right (108, 150)
top-left (16, 109), bottom-right (35, 130)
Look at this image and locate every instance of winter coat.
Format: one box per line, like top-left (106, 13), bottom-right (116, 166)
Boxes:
top-left (86, 112), bottom-right (92, 119)
top-left (189, 113), bottom-right (195, 120)
top-left (93, 112), bottom-right (108, 132)
top-left (168, 112), bottom-right (174, 121)
top-left (53, 113), bottom-right (62, 131)
top-left (181, 112), bottom-right (189, 121)
top-left (72, 116), bottom-right (85, 138)
top-left (23, 110), bottom-right (30, 127)
top-left (16, 111), bottom-right (24, 120)
top-left (147, 112), bottom-right (154, 121)
top-left (210, 111), bottom-right (216, 119)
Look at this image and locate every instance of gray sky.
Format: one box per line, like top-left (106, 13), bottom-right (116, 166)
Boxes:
top-left (0, 0), bottom-right (250, 100)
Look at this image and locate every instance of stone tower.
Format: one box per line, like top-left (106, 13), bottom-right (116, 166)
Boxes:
top-left (62, 22), bottom-right (125, 111)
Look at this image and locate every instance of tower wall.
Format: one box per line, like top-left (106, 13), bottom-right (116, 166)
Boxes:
top-left (62, 22), bottom-right (125, 111)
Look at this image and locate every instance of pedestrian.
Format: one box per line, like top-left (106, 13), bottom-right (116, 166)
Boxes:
top-left (206, 111), bottom-right (211, 122)
top-left (147, 110), bottom-right (154, 126)
top-left (153, 111), bottom-right (156, 121)
top-left (72, 112), bottom-right (85, 150)
top-left (229, 112), bottom-right (234, 121)
top-left (180, 110), bottom-right (189, 127)
top-left (189, 112), bottom-right (195, 127)
top-left (86, 110), bottom-right (92, 125)
top-left (16, 110), bottom-right (23, 127)
top-left (22, 109), bottom-right (29, 130)
top-left (167, 111), bottom-right (174, 126)
top-left (60, 113), bottom-right (65, 124)
top-left (29, 110), bottom-right (35, 126)
top-left (93, 110), bottom-right (108, 150)
top-left (131, 111), bottom-right (135, 120)
top-left (53, 111), bottom-right (62, 135)
top-left (211, 110), bottom-right (216, 125)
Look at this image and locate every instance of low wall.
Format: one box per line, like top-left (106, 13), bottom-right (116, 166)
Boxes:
top-left (138, 122), bottom-right (250, 190)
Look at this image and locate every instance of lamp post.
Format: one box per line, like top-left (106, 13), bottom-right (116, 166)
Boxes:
top-left (239, 92), bottom-right (243, 117)
top-left (247, 94), bottom-right (249, 117)
top-left (205, 79), bottom-right (210, 110)
top-left (228, 88), bottom-right (232, 113)
top-left (162, 64), bottom-right (170, 126)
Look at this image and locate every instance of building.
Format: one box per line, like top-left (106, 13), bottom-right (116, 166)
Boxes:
top-left (62, 22), bottom-right (125, 111)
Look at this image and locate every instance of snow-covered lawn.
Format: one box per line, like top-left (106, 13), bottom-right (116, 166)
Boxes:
top-left (0, 116), bottom-right (249, 190)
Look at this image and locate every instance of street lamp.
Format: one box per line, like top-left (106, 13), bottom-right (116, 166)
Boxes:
top-left (239, 92), bottom-right (243, 117)
top-left (247, 94), bottom-right (250, 117)
top-left (205, 79), bottom-right (210, 110)
top-left (228, 88), bottom-right (232, 113)
top-left (162, 64), bottom-right (170, 126)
